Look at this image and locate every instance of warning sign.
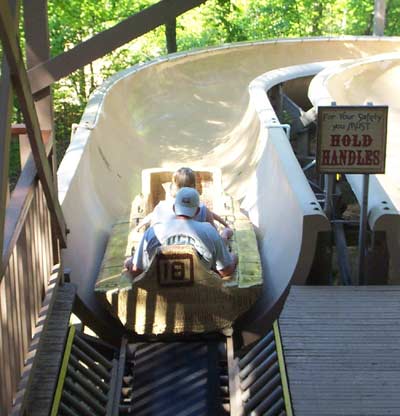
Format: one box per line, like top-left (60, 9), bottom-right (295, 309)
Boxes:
top-left (316, 106), bottom-right (388, 174)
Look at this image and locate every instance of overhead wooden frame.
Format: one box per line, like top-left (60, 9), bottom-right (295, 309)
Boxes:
top-left (28, 0), bottom-right (207, 96)
top-left (0, 0), bottom-right (67, 247)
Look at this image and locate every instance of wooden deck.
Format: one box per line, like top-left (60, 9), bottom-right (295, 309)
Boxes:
top-left (279, 286), bottom-right (400, 416)
top-left (13, 283), bottom-right (76, 416)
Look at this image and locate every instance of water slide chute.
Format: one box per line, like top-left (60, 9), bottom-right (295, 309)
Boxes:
top-left (58, 37), bottom-right (400, 342)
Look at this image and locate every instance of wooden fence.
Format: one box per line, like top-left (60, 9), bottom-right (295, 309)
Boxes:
top-left (0, 137), bottom-right (57, 415)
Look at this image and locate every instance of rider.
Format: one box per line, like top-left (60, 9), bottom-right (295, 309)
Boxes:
top-left (135, 167), bottom-right (233, 241)
top-left (125, 187), bottom-right (238, 278)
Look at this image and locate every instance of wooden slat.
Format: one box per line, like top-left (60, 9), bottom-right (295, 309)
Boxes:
top-left (10, 249), bottom-right (24, 375)
top-left (4, 261), bottom-right (18, 404)
top-left (33, 189), bottom-right (44, 297)
top-left (39, 183), bottom-right (50, 293)
top-left (29, 206), bottom-right (41, 324)
top-left (0, 273), bottom-right (13, 414)
top-left (27, 0), bottom-right (207, 95)
top-left (16, 230), bottom-right (30, 362)
top-left (279, 286), bottom-right (400, 416)
top-left (0, 0), bottom-right (67, 247)
top-left (19, 226), bottom-right (33, 342)
top-left (1, 150), bottom-right (48, 278)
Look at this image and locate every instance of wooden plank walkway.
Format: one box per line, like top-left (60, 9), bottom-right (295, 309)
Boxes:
top-left (279, 286), bottom-right (400, 416)
top-left (24, 283), bottom-right (76, 415)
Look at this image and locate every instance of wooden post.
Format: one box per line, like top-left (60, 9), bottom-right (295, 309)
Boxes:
top-left (165, 17), bottom-right (177, 53)
top-left (24, 0), bottom-right (62, 263)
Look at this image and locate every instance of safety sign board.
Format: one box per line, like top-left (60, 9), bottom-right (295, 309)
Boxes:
top-left (316, 106), bottom-right (388, 174)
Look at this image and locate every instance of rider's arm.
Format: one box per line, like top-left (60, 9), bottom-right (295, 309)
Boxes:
top-left (205, 208), bottom-right (216, 228)
top-left (206, 209), bottom-right (233, 237)
top-left (214, 228), bottom-right (238, 277)
top-left (218, 253), bottom-right (238, 277)
top-left (131, 264), bottom-right (144, 277)
top-left (124, 256), bottom-right (144, 277)
top-left (134, 213), bottom-right (152, 232)
top-left (125, 230), bottom-right (149, 277)
top-left (212, 212), bottom-right (229, 228)
top-left (210, 211), bottom-right (233, 241)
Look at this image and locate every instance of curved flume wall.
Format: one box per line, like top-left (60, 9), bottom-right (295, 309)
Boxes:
top-left (309, 53), bottom-right (400, 283)
top-left (58, 37), bottom-right (400, 339)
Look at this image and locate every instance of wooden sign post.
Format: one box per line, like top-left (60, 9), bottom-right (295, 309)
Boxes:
top-left (317, 105), bottom-right (388, 285)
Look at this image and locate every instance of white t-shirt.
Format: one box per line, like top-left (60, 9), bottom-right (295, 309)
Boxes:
top-left (133, 217), bottom-right (232, 271)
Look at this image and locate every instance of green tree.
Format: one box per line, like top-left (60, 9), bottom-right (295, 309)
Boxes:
top-left (41, 0), bottom-right (397, 166)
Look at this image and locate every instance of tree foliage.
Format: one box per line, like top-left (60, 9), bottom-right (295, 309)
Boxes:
top-left (40, 0), bottom-right (399, 163)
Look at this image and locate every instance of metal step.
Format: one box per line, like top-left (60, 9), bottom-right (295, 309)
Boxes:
top-left (229, 323), bottom-right (292, 416)
top-left (50, 326), bottom-right (125, 416)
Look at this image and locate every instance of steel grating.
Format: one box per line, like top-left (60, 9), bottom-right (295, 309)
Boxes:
top-left (51, 327), bottom-right (122, 416)
top-left (121, 341), bottom-right (228, 416)
top-left (236, 328), bottom-right (289, 416)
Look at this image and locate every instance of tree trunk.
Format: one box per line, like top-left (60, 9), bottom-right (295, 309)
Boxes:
top-left (165, 18), bottom-right (177, 54)
top-left (373, 0), bottom-right (386, 35)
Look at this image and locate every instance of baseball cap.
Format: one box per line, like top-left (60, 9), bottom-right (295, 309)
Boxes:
top-left (174, 187), bottom-right (200, 218)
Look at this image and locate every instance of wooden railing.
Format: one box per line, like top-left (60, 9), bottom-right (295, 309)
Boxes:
top-left (0, 163), bottom-right (55, 415)
top-left (0, 0), bottom-right (67, 411)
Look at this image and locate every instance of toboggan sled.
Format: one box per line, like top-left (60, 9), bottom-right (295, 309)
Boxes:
top-left (95, 168), bottom-right (262, 335)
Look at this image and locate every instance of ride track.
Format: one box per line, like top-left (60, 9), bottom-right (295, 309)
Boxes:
top-left (57, 37), bottom-right (400, 345)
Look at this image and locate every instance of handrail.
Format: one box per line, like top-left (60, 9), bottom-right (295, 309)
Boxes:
top-left (0, 176), bottom-right (56, 413)
top-left (1, 132), bottom-right (53, 279)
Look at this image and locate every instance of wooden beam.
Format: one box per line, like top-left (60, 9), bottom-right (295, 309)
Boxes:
top-left (24, 0), bottom-right (61, 264)
top-left (0, 0), bottom-right (67, 247)
top-left (23, 0), bottom-right (53, 137)
top-left (28, 0), bottom-right (207, 95)
top-left (0, 0), bottom-right (18, 274)
top-left (0, 64), bottom-right (14, 274)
